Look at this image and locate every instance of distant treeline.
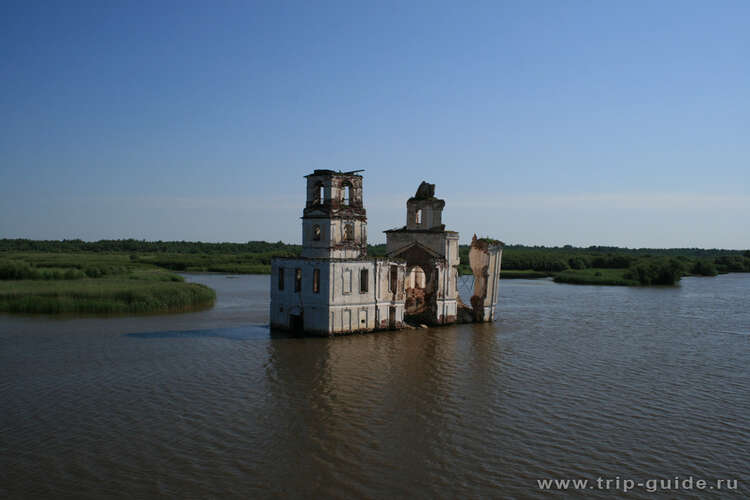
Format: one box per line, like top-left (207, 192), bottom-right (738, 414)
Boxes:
top-left (0, 239), bottom-right (301, 254)
top-left (3, 239), bottom-right (745, 258)
top-left (481, 245), bottom-right (750, 275)
top-left (458, 244), bottom-right (750, 285)
top-left (2, 239), bottom-right (749, 285)
top-left (0, 239), bottom-right (301, 274)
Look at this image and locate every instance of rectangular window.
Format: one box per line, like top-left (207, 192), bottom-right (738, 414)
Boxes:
top-left (343, 269), bottom-right (352, 294)
top-left (313, 268), bottom-right (320, 293)
top-left (278, 268), bottom-right (284, 290)
top-left (360, 269), bottom-right (368, 293)
top-left (389, 265), bottom-right (398, 294)
top-left (295, 268), bottom-right (301, 292)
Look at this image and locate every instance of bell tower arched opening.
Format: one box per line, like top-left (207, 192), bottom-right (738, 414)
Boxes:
top-left (301, 170), bottom-right (368, 259)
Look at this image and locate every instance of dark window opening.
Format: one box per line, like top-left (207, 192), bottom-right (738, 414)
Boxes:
top-left (295, 268), bottom-right (302, 292)
top-left (313, 268), bottom-right (320, 294)
top-left (344, 223), bottom-right (354, 241)
top-left (389, 265), bottom-right (398, 294)
top-left (313, 225), bottom-right (321, 241)
top-left (278, 268), bottom-right (284, 290)
top-left (360, 269), bottom-right (368, 293)
top-left (290, 313), bottom-right (303, 333)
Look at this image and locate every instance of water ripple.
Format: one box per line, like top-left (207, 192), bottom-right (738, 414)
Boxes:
top-left (2, 274), bottom-right (750, 498)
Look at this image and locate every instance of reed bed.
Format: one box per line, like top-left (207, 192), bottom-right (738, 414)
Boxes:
top-left (0, 278), bottom-right (216, 314)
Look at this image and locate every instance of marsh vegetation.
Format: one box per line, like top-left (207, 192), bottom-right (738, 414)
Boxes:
top-left (0, 252), bottom-right (215, 314)
top-left (1, 240), bottom-right (749, 300)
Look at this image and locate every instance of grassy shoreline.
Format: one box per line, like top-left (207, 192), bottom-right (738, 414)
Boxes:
top-left (0, 278), bottom-right (216, 315)
top-left (1, 240), bottom-right (749, 316)
top-left (0, 253), bottom-right (215, 315)
top-left (499, 270), bottom-right (552, 279)
top-left (552, 268), bottom-right (638, 286)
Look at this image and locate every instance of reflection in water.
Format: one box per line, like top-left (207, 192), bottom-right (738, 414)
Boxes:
top-left (1, 274), bottom-right (749, 498)
top-left (261, 327), bottom-right (501, 498)
top-left (126, 325), bottom-right (271, 341)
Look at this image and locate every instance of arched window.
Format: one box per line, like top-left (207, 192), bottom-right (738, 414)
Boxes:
top-left (342, 182), bottom-right (351, 206)
top-left (344, 223), bottom-right (354, 241)
top-left (313, 183), bottom-right (324, 205)
top-left (313, 269), bottom-right (320, 293)
top-left (415, 209), bottom-right (422, 225)
top-left (408, 266), bottom-right (426, 289)
top-left (313, 225), bottom-right (321, 241)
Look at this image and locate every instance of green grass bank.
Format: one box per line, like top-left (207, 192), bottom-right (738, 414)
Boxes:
top-left (553, 268), bottom-right (639, 286)
top-left (0, 252), bottom-right (215, 315)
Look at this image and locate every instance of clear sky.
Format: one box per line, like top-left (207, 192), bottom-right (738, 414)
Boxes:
top-left (1, 1), bottom-right (748, 248)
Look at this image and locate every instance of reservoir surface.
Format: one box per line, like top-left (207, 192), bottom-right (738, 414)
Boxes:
top-left (1, 274), bottom-right (749, 498)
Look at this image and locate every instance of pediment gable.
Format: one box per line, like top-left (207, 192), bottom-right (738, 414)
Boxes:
top-left (389, 241), bottom-right (442, 259)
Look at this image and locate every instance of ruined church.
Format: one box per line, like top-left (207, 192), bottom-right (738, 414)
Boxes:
top-left (270, 170), bottom-right (503, 335)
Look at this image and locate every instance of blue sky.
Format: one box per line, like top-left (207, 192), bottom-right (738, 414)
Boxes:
top-left (1, 1), bottom-right (748, 248)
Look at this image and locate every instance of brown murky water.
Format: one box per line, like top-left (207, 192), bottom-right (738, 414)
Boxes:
top-left (1, 274), bottom-right (749, 498)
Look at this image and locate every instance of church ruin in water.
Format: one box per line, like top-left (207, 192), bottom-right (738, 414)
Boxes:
top-left (270, 170), bottom-right (503, 335)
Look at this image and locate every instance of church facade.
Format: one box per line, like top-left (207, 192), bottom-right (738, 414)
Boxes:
top-left (270, 170), bottom-right (502, 335)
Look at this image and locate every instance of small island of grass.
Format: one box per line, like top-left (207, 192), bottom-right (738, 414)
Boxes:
top-left (0, 253), bottom-right (215, 315)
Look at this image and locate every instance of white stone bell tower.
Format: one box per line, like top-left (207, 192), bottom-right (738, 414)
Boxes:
top-left (301, 170), bottom-right (368, 259)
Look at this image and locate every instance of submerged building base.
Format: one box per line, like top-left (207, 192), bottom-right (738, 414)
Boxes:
top-left (270, 257), bottom-right (406, 336)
